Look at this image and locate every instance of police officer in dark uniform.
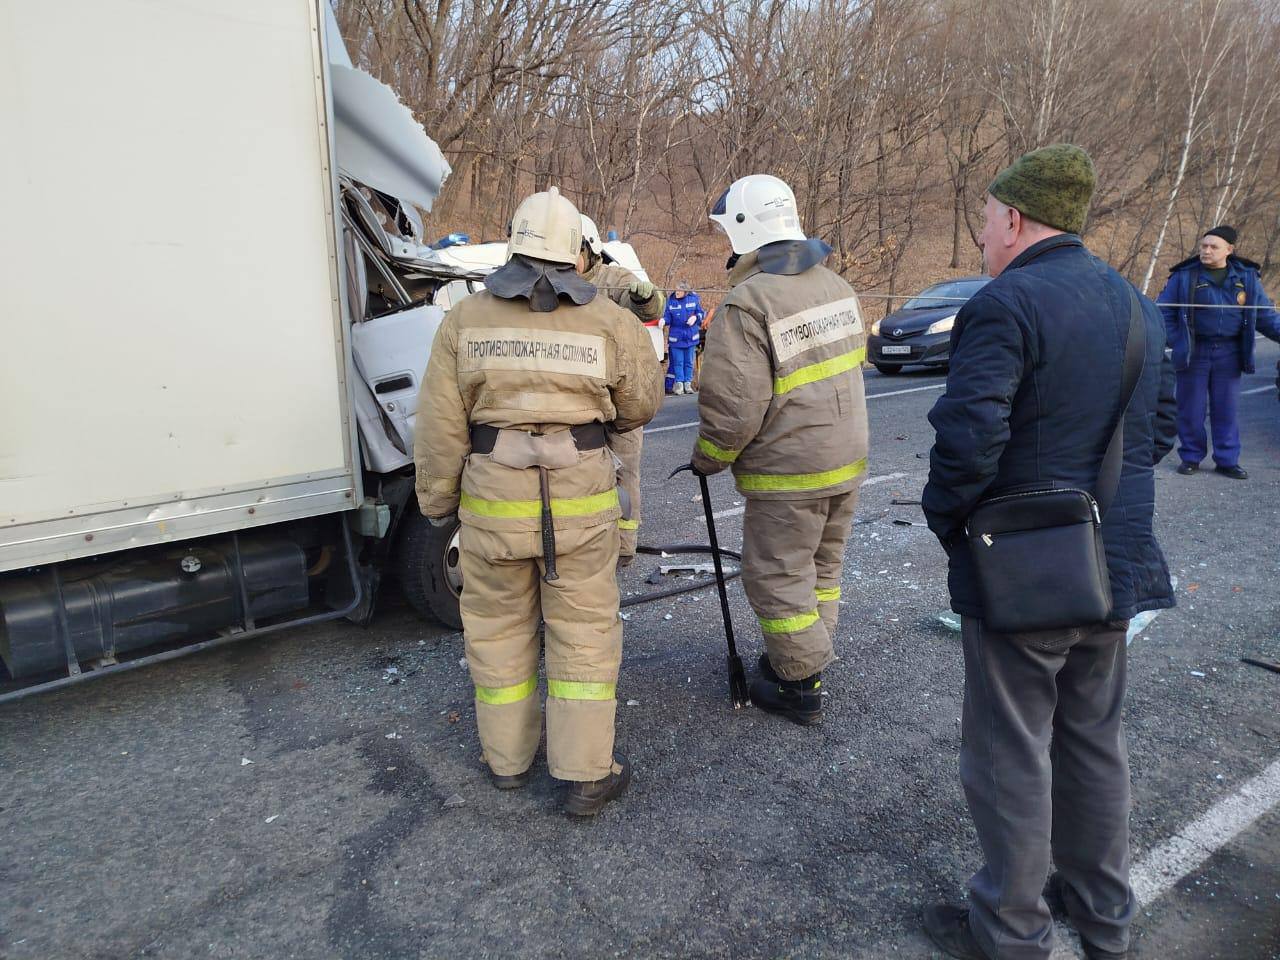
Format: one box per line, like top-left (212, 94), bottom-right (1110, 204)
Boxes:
top-left (1157, 225), bottom-right (1280, 479)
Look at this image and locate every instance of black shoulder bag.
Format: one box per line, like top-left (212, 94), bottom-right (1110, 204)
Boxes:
top-left (964, 289), bottom-right (1146, 634)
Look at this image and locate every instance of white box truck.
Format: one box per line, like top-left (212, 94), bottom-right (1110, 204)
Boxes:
top-left (0, 1), bottom-right (482, 697)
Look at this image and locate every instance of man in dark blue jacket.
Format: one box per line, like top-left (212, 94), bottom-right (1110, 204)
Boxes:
top-left (1156, 225), bottom-right (1280, 479)
top-left (920, 145), bottom-right (1176, 960)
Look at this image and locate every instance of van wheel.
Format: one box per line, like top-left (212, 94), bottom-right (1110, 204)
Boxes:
top-left (873, 362), bottom-right (904, 375)
top-left (396, 513), bottom-right (463, 630)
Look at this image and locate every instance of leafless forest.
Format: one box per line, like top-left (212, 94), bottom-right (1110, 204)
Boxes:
top-left (335, 0), bottom-right (1280, 308)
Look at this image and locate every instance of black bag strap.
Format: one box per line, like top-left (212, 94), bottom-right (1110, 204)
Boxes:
top-left (1095, 287), bottom-right (1147, 518)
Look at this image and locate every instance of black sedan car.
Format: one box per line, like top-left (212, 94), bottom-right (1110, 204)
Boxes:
top-left (867, 275), bottom-right (989, 374)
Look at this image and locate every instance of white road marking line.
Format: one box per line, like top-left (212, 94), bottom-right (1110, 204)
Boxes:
top-left (1241, 385), bottom-right (1274, 396)
top-left (645, 420), bottom-right (701, 435)
top-left (1048, 754), bottom-right (1280, 959)
top-left (644, 382), bottom-right (946, 435)
top-left (1129, 754), bottom-right (1280, 905)
top-left (863, 382), bottom-right (948, 400)
top-left (705, 472), bottom-right (912, 521)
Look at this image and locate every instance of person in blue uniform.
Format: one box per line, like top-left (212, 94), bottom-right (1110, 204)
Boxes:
top-left (1157, 225), bottom-right (1280, 479)
top-left (662, 280), bottom-right (704, 394)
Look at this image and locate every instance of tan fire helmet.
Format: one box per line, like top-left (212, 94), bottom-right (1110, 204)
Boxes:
top-left (507, 186), bottom-right (582, 265)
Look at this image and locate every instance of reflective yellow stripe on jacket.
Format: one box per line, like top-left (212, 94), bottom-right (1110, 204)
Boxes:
top-left (773, 347), bottom-right (866, 395)
top-left (696, 436), bottom-right (741, 463)
top-left (460, 489), bottom-right (619, 519)
top-left (736, 458), bottom-right (867, 494)
top-left (815, 586), bottom-right (841, 602)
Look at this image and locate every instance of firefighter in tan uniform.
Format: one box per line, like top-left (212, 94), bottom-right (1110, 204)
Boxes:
top-left (415, 187), bottom-right (661, 815)
top-left (691, 174), bottom-right (869, 725)
top-left (577, 214), bottom-right (665, 565)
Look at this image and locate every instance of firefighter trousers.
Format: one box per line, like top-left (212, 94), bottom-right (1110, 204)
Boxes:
top-left (608, 427), bottom-right (643, 559)
top-left (740, 490), bottom-right (860, 681)
top-left (459, 520), bottom-right (623, 781)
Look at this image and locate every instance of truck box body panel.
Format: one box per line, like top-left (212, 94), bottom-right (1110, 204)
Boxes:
top-left (0, 0), bottom-right (358, 573)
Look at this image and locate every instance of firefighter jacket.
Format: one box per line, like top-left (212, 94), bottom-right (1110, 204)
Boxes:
top-left (691, 249), bottom-right (869, 500)
top-left (415, 290), bottom-right (662, 533)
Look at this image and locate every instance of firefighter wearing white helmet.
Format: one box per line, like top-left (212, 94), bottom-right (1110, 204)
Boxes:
top-left (692, 174), bottom-right (869, 725)
top-left (577, 213), bottom-right (665, 565)
top-left (415, 187), bottom-right (661, 815)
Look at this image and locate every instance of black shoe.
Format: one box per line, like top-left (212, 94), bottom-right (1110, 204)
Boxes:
top-left (1214, 464), bottom-right (1248, 480)
top-left (749, 672), bottom-right (823, 726)
top-left (1043, 874), bottom-right (1131, 959)
top-left (1176, 461), bottom-right (1199, 475)
top-left (564, 754), bottom-right (631, 817)
top-left (489, 769), bottom-right (531, 790)
top-left (921, 904), bottom-right (988, 960)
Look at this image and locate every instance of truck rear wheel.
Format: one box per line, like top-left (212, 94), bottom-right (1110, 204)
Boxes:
top-left (396, 513), bottom-right (463, 630)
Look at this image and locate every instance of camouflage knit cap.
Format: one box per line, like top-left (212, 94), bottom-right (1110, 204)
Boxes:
top-left (987, 144), bottom-right (1096, 235)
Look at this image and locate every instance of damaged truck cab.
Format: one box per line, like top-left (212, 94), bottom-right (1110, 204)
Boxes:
top-left (0, 1), bottom-right (475, 697)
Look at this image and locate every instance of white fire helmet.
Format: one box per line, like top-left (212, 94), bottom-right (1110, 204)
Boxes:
top-left (507, 186), bottom-right (582, 265)
top-left (709, 174), bottom-right (807, 255)
top-left (580, 213), bottom-right (604, 257)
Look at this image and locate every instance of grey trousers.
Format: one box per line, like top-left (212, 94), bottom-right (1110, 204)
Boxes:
top-left (960, 617), bottom-right (1135, 959)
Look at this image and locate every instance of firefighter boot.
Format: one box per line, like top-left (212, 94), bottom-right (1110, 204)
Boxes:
top-left (564, 754), bottom-right (631, 817)
top-left (750, 670), bottom-right (823, 726)
top-left (758, 652), bottom-right (781, 683)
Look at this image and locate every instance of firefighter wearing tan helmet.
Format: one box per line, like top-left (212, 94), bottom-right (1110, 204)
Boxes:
top-left (414, 186), bottom-right (661, 816)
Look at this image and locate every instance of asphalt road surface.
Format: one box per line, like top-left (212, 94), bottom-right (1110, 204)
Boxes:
top-left (3, 345), bottom-right (1279, 960)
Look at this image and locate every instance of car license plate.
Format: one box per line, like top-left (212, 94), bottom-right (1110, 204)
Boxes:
top-left (881, 345), bottom-right (912, 356)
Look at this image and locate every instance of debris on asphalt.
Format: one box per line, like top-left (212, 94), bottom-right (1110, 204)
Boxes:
top-left (385, 732), bottom-right (402, 739)
top-left (1126, 607), bottom-right (1163, 645)
top-left (619, 612), bottom-right (631, 621)
top-left (458, 658), bottom-right (469, 671)
top-left (442, 794), bottom-right (466, 809)
top-left (663, 613), bottom-right (673, 620)
top-left (240, 758), bottom-right (254, 766)
top-left (659, 562), bottom-right (715, 576)
top-left (265, 815), bottom-right (280, 824)
top-left (1190, 671), bottom-right (1206, 678)
top-left (626, 699), bottom-right (641, 706)
top-left (937, 613), bottom-right (961, 632)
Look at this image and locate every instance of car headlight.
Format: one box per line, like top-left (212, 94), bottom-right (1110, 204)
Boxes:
top-left (870, 318), bottom-right (882, 337)
top-left (925, 314), bottom-right (956, 336)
